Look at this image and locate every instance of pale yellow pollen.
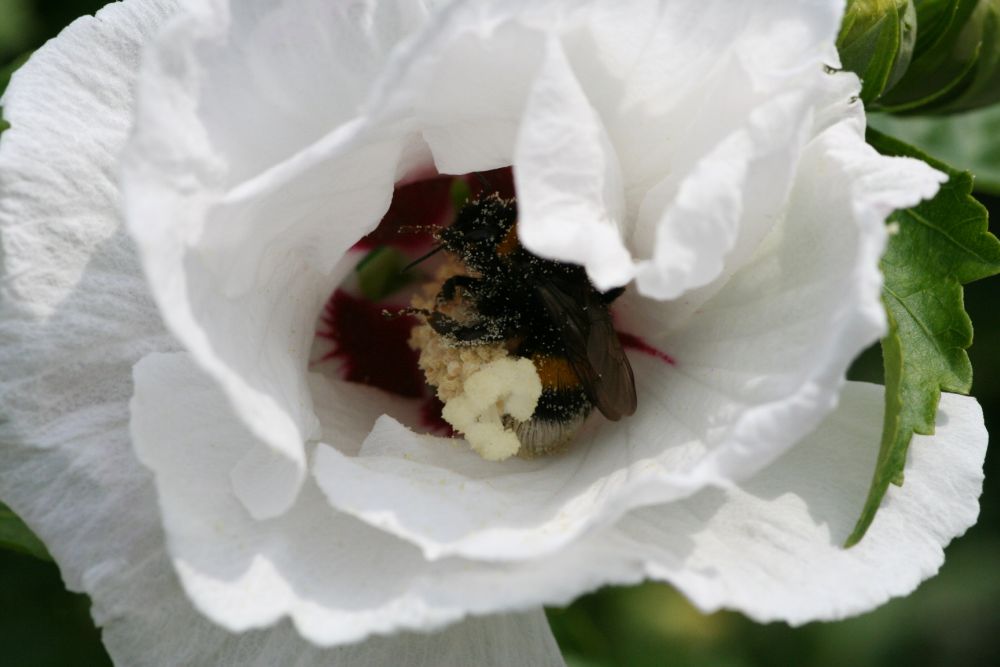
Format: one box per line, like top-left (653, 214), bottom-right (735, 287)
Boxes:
top-left (441, 357), bottom-right (541, 461)
top-left (409, 262), bottom-right (542, 460)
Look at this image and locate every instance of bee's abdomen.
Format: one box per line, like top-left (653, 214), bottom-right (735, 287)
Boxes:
top-left (529, 354), bottom-right (576, 388)
top-left (505, 354), bottom-right (593, 457)
top-left (532, 386), bottom-right (591, 422)
top-left (510, 395), bottom-right (591, 458)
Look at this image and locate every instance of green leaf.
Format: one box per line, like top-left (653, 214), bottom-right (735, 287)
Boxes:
top-left (838, 0), bottom-right (917, 104)
top-left (0, 0), bottom-right (40, 62)
top-left (846, 128), bottom-right (1000, 546)
top-left (1, 51), bottom-right (30, 95)
top-left (870, 106), bottom-right (1000, 195)
top-left (0, 501), bottom-right (51, 561)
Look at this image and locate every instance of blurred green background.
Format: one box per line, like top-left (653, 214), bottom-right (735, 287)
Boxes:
top-left (1, 2), bottom-right (998, 665)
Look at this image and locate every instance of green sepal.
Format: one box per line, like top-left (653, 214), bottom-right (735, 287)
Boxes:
top-left (846, 128), bottom-right (1000, 546)
top-left (838, 0), bottom-right (917, 104)
top-left (0, 501), bottom-right (51, 561)
top-left (356, 246), bottom-right (415, 301)
top-left (450, 178), bottom-right (471, 210)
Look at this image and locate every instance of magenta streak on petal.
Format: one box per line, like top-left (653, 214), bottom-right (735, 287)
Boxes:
top-left (317, 290), bottom-right (426, 397)
top-left (316, 290), bottom-right (458, 434)
top-left (619, 332), bottom-right (677, 366)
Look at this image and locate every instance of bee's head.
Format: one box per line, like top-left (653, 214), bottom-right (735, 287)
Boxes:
top-left (440, 193), bottom-right (518, 271)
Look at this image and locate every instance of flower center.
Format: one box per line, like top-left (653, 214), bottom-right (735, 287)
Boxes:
top-left (315, 168), bottom-right (669, 461)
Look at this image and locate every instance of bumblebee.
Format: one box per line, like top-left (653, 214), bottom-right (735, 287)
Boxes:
top-left (409, 191), bottom-right (637, 456)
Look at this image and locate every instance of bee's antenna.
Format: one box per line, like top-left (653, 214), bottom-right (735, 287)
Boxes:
top-left (473, 171), bottom-right (493, 192)
top-left (398, 224), bottom-right (438, 235)
top-left (401, 245), bottom-right (445, 273)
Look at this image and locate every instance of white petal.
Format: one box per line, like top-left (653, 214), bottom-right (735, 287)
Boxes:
top-left (86, 492), bottom-right (566, 667)
top-left (280, 611), bottom-right (566, 667)
top-left (0, 0), bottom-right (177, 570)
top-left (102, 533), bottom-right (566, 667)
top-left (312, 353), bottom-right (708, 561)
top-left (0, 4), bottom-right (563, 662)
top-left (413, 6), bottom-right (546, 174)
top-left (121, 0), bottom-right (434, 518)
top-left (96, 525), bottom-right (566, 667)
top-left (0, 0), bottom-right (173, 330)
top-left (408, 0), bottom-right (847, 296)
top-left (133, 352), bottom-right (637, 645)
top-left (0, 0), bottom-right (183, 657)
top-left (309, 102), bottom-right (943, 564)
top-left (622, 112), bottom-right (945, 485)
top-left (119, 0), bottom-right (878, 540)
top-left (111, 601), bottom-right (565, 667)
top-left (615, 382), bottom-right (986, 623)
top-left (514, 37), bottom-right (631, 291)
top-left (567, 0), bottom-right (842, 197)
top-left (632, 87), bottom-right (812, 300)
top-left (9, 0), bottom-right (975, 660)
top-left (176, 0), bottom-right (431, 185)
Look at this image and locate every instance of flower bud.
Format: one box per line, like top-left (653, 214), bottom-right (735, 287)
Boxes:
top-left (877, 0), bottom-right (1000, 113)
top-left (837, 0), bottom-right (917, 103)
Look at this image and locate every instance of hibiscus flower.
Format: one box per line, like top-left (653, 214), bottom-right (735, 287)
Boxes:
top-left (0, 0), bottom-right (986, 665)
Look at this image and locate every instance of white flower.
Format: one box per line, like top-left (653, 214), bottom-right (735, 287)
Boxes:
top-left (0, 0), bottom-right (988, 665)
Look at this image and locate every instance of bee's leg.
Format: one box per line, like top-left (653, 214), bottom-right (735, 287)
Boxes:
top-left (437, 275), bottom-right (482, 304)
top-left (383, 306), bottom-right (431, 319)
top-left (599, 286), bottom-right (626, 304)
top-left (427, 310), bottom-right (509, 344)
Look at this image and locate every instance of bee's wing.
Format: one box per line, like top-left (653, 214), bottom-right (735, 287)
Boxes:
top-left (534, 279), bottom-right (637, 421)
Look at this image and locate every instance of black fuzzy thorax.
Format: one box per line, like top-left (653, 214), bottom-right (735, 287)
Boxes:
top-left (439, 194), bottom-right (597, 359)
